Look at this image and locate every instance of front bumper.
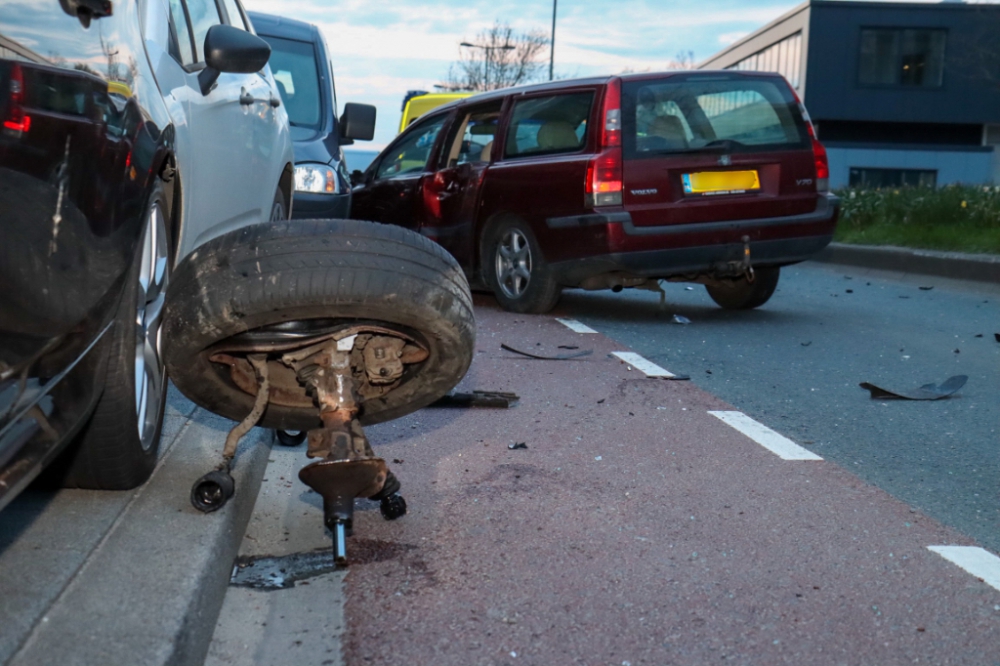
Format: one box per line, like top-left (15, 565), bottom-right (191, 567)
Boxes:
top-left (291, 191), bottom-right (351, 220)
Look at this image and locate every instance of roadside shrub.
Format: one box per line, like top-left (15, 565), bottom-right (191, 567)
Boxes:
top-left (833, 184), bottom-right (1000, 254)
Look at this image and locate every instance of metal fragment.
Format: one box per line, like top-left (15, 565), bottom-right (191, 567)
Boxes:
top-left (501, 343), bottom-right (592, 360)
top-left (859, 375), bottom-right (968, 400)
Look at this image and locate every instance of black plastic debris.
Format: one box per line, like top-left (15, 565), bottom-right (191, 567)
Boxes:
top-left (508, 442), bottom-right (528, 450)
top-left (975, 334), bottom-right (983, 338)
top-left (558, 345), bottom-right (580, 350)
top-left (501, 343), bottom-right (592, 360)
top-left (431, 390), bottom-right (520, 408)
top-left (801, 341), bottom-right (812, 347)
top-left (919, 286), bottom-right (934, 291)
top-left (995, 333), bottom-right (1000, 343)
top-left (859, 375), bottom-right (968, 400)
top-left (846, 289), bottom-right (853, 294)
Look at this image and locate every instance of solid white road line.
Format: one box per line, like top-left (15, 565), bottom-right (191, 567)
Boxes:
top-left (928, 546), bottom-right (1000, 592)
top-left (611, 351), bottom-right (676, 378)
top-left (555, 318), bottom-right (598, 334)
top-left (708, 411), bottom-right (823, 461)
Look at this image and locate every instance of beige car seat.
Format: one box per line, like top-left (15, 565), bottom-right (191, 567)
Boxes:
top-left (536, 121), bottom-right (580, 151)
top-left (648, 115), bottom-right (688, 149)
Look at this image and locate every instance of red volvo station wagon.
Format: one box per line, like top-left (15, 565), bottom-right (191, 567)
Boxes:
top-left (351, 71), bottom-right (839, 313)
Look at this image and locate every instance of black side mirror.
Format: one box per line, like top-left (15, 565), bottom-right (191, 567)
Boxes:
top-left (198, 25), bottom-right (272, 95)
top-left (339, 103), bottom-right (376, 144)
top-left (59, 0), bottom-right (112, 27)
top-left (350, 169), bottom-right (366, 187)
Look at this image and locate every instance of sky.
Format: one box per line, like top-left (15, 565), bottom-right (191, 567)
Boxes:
top-left (240, 0), bottom-right (953, 148)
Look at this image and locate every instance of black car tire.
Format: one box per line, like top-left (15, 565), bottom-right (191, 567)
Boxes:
top-left (276, 430), bottom-right (306, 447)
top-left (162, 219), bottom-right (475, 431)
top-left (705, 266), bottom-right (780, 310)
top-left (482, 216), bottom-right (560, 314)
top-left (56, 181), bottom-right (171, 489)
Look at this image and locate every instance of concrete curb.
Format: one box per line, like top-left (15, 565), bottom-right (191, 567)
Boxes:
top-left (812, 242), bottom-right (1000, 284)
top-left (8, 410), bottom-right (272, 666)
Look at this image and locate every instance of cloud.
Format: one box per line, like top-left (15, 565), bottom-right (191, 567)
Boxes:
top-left (717, 31), bottom-right (749, 45)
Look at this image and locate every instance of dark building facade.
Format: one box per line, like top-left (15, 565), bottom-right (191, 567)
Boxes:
top-left (699, 1), bottom-right (1000, 188)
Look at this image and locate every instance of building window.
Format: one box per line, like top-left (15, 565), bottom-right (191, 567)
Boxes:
top-left (849, 167), bottom-right (937, 188)
top-left (859, 29), bottom-right (946, 88)
top-left (725, 32), bottom-right (802, 90)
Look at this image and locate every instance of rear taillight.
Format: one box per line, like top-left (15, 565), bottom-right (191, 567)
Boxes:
top-left (812, 138), bottom-right (829, 193)
top-left (785, 80), bottom-right (827, 193)
top-left (586, 77), bottom-right (623, 207)
top-left (3, 64), bottom-right (30, 133)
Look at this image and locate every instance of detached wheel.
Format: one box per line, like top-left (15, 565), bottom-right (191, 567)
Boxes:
top-left (57, 181), bottom-right (171, 489)
top-left (162, 219), bottom-right (475, 431)
top-left (482, 216), bottom-right (560, 314)
top-left (705, 266), bottom-right (780, 310)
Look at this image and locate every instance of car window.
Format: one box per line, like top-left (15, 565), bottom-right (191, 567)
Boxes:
top-left (375, 114), bottom-right (448, 180)
top-left (444, 103), bottom-right (503, 167)
top-left (505, 92), bottom-right (593, 158)
top-left (184, 0), bottom-right (222, 63)
top-left (168, 0), bottom-right (196, 66)
top-left (219, 0), bottom-right (248, 29)
top-left (624, 77), bottom-right (806, 156)
top-left (259, 35), bottom-right (322, 128)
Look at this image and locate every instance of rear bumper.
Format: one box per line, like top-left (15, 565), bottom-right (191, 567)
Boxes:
top-left (545, 193), bottom-right (839, 285)
top-left (547, 193), bottom-right (839, 237)
top-left (549, 234), bottom-right (834, 284)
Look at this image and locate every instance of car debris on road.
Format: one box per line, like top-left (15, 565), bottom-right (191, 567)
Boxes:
top-left (859, 375), bottom-right (968, 400)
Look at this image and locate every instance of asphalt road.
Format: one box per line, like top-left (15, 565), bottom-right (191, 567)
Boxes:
top-left (558, 261), bottom-right (1000, 553)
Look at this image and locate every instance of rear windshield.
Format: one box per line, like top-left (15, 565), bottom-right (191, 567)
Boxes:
top-left (260, 35), bottom-right (322, 129)
top-left (622, 75), bottom-right (807, 158)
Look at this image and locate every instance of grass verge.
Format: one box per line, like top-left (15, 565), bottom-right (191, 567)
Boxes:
top-left (833, 185), bottom-right (1000, 255)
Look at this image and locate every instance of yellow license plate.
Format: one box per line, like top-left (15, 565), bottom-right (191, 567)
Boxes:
top-left (682, 170), bottom-right (760, 195)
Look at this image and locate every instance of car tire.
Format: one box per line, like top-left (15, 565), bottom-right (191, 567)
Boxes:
top-left (55, 181), bottom-right (171, 489)
top-left (705, 266), bottom-right (780, 310)
top-left (276, 430), bottom-right (306, 447)
top-left (162, 219), bottom-right (475, 431)
top-left (482, 216), bottom-right (560, 314)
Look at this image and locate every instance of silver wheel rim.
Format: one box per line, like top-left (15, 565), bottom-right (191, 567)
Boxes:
top-left (495, 229), bottom-right (532, 299)
top-left (270, 199), bottom-right (284, 221)
top-left (134, 203), bottom-right (169, 450)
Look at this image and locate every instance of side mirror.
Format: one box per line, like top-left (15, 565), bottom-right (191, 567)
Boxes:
top-left (350, 169), bottom-right (366, 187)
top-left (339, 103), bottom-right (376, 145)
top-left (198, 24), bottom-right (272, 95)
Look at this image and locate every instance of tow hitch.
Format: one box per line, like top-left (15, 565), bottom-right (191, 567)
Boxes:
top-left (189, 325), bottom-right (428, 566)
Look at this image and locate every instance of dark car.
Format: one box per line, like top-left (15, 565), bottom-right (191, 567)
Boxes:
top-left (352, 71), bottom-right (839, 313)
top-left (249, 11), bottom-right (376, 219)
top-left (0, 0), bottom-right (294, 509)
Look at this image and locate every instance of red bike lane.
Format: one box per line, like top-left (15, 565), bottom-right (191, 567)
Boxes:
top-left (345, 297), bottom-right (999, 666)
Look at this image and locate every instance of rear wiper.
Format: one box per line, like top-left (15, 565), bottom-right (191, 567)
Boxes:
top-left (647, 140), bottom-right (745, 156)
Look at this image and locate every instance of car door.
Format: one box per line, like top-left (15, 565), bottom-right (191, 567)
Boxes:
top-left (422, 101), bottom-right (504, 270)
top-left (351, 112), bottom-right (449, 230)
top-left (157, 0), bottom-right (257, 257)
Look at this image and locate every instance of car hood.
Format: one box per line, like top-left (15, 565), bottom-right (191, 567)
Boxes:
top-left (292, 127), bottom-right (339, 165)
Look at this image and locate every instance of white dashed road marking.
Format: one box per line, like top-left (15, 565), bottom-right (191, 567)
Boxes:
top-left (611, 352), bottom-right (676, 378)
top-left (708, 411), bottom-right (823, 461)
top-left (556, 318), bottom-right (598, 334)
top-left (928, 546), bottom-right (1000, 592)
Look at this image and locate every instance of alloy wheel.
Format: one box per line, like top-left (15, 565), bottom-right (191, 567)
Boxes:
top-left (495, 228), bottom-right (532, 299)
top-left (134, 203), bottom-right (169, 450)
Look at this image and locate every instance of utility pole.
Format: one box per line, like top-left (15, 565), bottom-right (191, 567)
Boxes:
top-left (549, 0), bottom-right (557, 81)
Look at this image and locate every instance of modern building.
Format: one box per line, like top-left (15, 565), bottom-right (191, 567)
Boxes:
top-left (699, 0), bottom-right (1000, 188)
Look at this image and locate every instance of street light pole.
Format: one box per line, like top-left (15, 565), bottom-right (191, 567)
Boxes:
top-left (549, 0), bottom-right (557, 81)
top-left (460, 41), bottom-right (515, 91)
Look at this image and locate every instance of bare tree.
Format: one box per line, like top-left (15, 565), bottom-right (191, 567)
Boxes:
top-left (444, 21), bottom-right (549, 92)
top-left (667, 50), bottom-right (697, 70)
